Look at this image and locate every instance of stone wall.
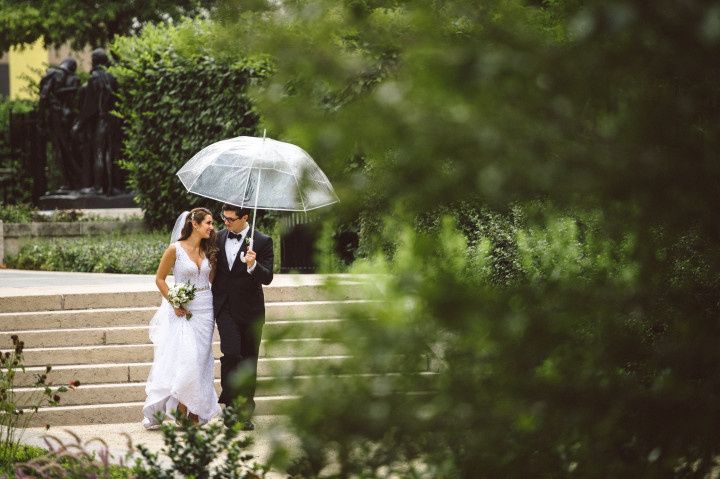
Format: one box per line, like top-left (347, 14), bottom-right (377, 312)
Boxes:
top-left (0, 220), bottom-right (145, 263)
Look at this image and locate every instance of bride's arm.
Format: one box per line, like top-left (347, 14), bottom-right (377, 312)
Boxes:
top-left (155, 245), bottom-right (176, 301)
top-left (156, 245), bottom-right (187, 317)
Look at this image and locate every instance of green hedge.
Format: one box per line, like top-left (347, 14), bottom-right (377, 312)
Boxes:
top-left (6, 233), bottom-right (167, 274)
top-left (110, 21), bottom-right (272, 229)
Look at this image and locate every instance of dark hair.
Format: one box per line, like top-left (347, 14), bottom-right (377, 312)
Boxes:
top-left (178, 207), bottom-right (218, 267)
top-left (221, 203), bottom-right (251, 220)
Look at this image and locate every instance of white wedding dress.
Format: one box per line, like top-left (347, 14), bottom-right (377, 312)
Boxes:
top-left (142, 242), bottom-right (220, 428)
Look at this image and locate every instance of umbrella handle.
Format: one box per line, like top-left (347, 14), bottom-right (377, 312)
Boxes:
top-left (239, 238), bottom-right (254, 264)
top-left (242, 165), bottom-right (261, 264)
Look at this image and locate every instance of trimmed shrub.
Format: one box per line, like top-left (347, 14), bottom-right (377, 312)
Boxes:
top-left (110, 21), bottom-right (272, 229)
top-left (6, 233), bottom-right (168, 274)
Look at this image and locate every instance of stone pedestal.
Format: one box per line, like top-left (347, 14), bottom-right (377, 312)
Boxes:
top-left (38, 192), bottom-right (135, 209)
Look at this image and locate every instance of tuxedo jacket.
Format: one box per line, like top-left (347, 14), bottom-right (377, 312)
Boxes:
top-left (212, 228), bottom-right (274, 322)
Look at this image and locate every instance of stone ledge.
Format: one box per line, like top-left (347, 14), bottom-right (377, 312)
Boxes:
top-left (37, 193), bottom-right (136, 209)
top-left (3, 220), bottom-right (145, 238)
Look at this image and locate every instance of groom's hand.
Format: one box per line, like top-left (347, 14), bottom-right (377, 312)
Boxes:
top-left (245, 248), bottom-right (256, 268)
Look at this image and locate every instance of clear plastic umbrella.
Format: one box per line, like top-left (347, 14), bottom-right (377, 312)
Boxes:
top-left (177, 134), bottom-right (339, 258)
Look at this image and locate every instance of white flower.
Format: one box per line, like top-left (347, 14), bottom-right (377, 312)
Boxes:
top-left (167, 282), bottom-right (197, 320)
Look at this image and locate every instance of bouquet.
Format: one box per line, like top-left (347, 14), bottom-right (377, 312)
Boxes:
top-left (167, 282), bottom-right (197, 320)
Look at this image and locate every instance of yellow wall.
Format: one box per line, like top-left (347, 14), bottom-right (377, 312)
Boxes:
top-left (8, 39), bottom-right (47, 100)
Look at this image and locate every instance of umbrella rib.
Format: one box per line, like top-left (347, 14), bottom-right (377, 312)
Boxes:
top-left (292, 171), bottom-right (308, 211)
top-left (239, 137), bottom-right (271, 208)
top-left (240, 168), bottom-right (255, 209)
top-left (303, 199), bottom-right (340, 211)
top-left (183, 190), bottom-right (251, 209)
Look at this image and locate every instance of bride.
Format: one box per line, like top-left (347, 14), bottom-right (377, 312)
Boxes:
top-left (142, 207), bottom-right (221, 428)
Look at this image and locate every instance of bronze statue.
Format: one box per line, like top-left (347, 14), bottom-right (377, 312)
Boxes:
top-left (73, 48), bottom-right (123, 196)
top-left (38, 58), bottom-right (81, 191)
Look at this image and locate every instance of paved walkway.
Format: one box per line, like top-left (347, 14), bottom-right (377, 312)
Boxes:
top-left (0, 269), bottom-right (162, 293)
top-left (0, 268), bottom-right (362, 296)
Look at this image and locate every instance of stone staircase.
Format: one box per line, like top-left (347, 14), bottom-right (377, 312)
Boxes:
top-left (0, 279), bottom-right (367, 426)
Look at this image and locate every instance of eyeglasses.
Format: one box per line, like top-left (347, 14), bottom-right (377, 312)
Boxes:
top-left (221, 215), bottom-right (240, 223)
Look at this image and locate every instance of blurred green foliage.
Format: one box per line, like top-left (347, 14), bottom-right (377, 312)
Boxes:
top-left (0, 443), bottom-right (46, 470)
top-left (109, 20), bottom-right (272, 229)
top-left (10, 408), bottom-right (265, 478)
top-left (207, 0), bottom-right (720, 476)
top-left (6, 232), bottom-right (167, 273)
top-left (131, 408), bottom-right (266, 479)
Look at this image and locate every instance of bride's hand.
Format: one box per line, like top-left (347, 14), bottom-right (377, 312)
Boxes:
top-left (174, 307), bottom-right (187, 317)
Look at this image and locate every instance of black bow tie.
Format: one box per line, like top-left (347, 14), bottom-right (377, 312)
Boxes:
top-left (228, 232), bottom-right (242, 241)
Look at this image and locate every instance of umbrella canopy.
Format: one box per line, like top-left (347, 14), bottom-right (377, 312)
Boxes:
top-left (177, 136), bottom-right (339, 212)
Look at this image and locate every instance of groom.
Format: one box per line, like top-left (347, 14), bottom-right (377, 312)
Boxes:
top-left (213, 203), bottom-right (274, 431)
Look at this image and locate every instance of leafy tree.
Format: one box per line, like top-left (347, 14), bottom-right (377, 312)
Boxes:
top-left (0, 0), bottom-right (216, 51)
top-left (202, 0), bottom-right (720, 477)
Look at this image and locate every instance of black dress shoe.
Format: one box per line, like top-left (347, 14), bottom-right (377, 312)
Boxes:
top-left (241, 419), bottom-right (255, 431)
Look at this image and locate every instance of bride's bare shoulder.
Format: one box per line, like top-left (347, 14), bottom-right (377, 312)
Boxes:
top-left (163, 243), bottom-right (178, 258)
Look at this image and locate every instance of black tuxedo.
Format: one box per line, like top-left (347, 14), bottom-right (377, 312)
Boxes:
top-left (213, 227), bottom-right (274, 413)
top-left (213, 228), bottom-right (273, 320)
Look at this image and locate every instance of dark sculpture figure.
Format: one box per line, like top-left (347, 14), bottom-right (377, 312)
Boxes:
top-left (73, 48), bottom-right (123, 196)
top-left (38, 58), bottom-right (81, 191)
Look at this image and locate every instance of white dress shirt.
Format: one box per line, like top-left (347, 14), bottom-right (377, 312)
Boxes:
top-left (225, 225), bottom-right (256, 273)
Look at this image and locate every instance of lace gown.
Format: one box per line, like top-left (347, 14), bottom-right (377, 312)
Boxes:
top-left (142, 242), bottom-right (220, 427)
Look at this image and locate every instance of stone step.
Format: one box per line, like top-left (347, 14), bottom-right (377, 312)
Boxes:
top-left (15, 373), bottom-right (436, 408)
top-left (0, 301), bottom-right (365, 331)
top-left (0, 307), bottom-right (156, 331)
top-left (0, 291), bottom-right (160, 315)
top-left (17, 339), bottom-right (346, 367)
top-left (12, 356), bottom-right (351, 387)
top-left (28, 396), bottom-right (297, 427)
top-left (0, 285), bottom-right (366, 314)
top-left (15, 376), bottom-right (308, 407)
top-left (0, 319), bottom-right (344, 348)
